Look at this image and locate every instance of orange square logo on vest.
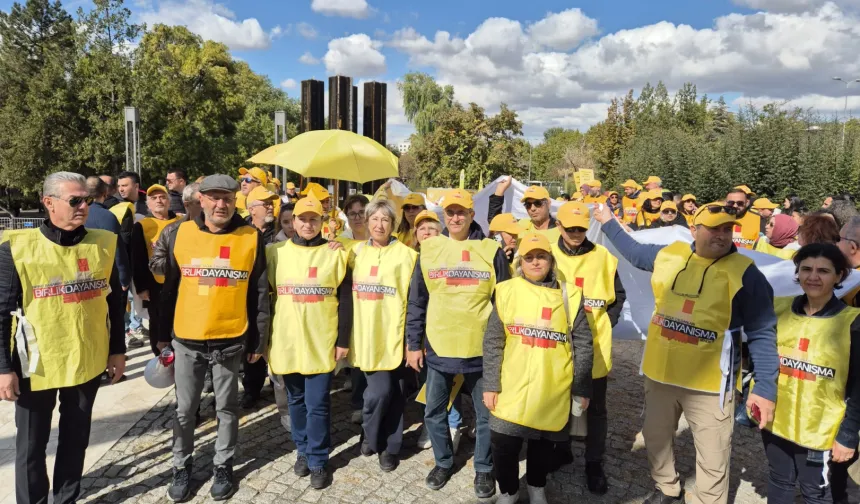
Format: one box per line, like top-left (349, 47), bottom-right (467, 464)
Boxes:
top-left (276, 266), bottom-right (335, 303)
top-left (180, 246), bottom-right (251, 293)
top-left (353, 264), bottom-right (396, 301)
top-left (32, 257), bottom-right (108, 304)
top-left (779, 337), bottom-right (836, 381)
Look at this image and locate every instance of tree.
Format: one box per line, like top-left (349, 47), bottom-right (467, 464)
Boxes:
top-left (398, 72), bottom-right (454, 135)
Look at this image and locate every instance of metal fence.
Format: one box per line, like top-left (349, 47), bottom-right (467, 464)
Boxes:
top-left (0, 218), bottom-right (42, 236)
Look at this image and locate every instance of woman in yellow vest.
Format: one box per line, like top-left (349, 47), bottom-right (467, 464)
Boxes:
top-left (551, 201), bottom-right (626, 495)
top-left (620, 179), bottom-right (643, 224)
top-left (266, 195), bottom-right (351, 490)
top-left (413, 210), bottom-right (441, 250)
top-left (753, 214), bottom-right (799, 260)
top-left (750, 243), bottom-right (860, 503)
top-left (679, 194), bottom-right (697, 226)
top-left (392, 192), bottom-right (425, 249)
top-left (633, 190), bottom-right (663, 230)
top-left (606, 191), bottom-right (623, 219)
top-left (483, 233), bottom-right (594, 504)
top-left (349, 200), bottom-right (418, 472)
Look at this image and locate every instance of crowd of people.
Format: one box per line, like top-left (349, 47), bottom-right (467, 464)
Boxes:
top-left (0, 168), bottom-right (859, 504)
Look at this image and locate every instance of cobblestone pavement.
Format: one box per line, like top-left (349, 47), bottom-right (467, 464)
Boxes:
top-left (75, 340), bottom-right (858, 504)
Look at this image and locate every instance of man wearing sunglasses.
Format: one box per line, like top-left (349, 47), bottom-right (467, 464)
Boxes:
top-left (0, 172), bottom-right (127, 504)
top-left (726, 188), bottom-right (766, 250)
top-left (581, 180), bottom-right (607, 205)
top-left (594, 202), bottom-right (779, 504)
top-left (620, 179), bottom-right (644, 224)
top-left (406, 188), bottom-right (511, 499)
top-left (235, 167), bottom-right (267, 219)
top-left (551, 202), bottom-right (627, 495)
top-left (519, 185), bottom-right (560, 242)
top-left (649, 201), bottom-right (687, 229)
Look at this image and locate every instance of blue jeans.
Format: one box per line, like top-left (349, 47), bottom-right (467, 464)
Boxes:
top-left (283, 372), bottom-right (332, 470)
top-left (418, 365), bottom-right (462, 428)
top-left (124, 292), bottom-right (141, 331)
top-left (424, 367), bottom-right (491, 472)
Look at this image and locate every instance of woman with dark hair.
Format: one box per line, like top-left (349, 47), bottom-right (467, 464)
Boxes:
top-left (750, 243), bottom-right (860, 503)
top-left (340, 194), bottom-right (370, 242)
top-left (785, 196), bottom-right (807, 225)
top-left (797, 213), bottom-right (840, 246)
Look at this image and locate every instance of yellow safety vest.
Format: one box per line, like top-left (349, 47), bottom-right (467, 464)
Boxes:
top-left (349, 241), bottom-right (417, 371)
top-left (732, 211), bottom-right (761, 250)
top-left (492, 277), bottom-right (576, 431)
top-left (636, 209), bottom-right (660, 228)
top-left (642, 242), bottom-right (751, 393)
top-left (682, 213), bottom-right (695, 226)
top-left (267, 240), bottom-right (347, 375)
top-left (622, 195), bottom-right (641, 224)
top-left (420, 236), bottom-right (500, 358)
top-left (517, 218), bottom-right (561, 243)
top-left (394, 229), bottom-right (416, 249)
top-left (5, 229), bottom-right (116, 391)
top-left (109, 201), bottom-right (134, 224)
top-left (552, 243), bottom-right (618, 378)
top-left (335, 235), bottom-right (362, 252)
top-left (753, 238), bottom-right (796, 260)
top-left (761, 297), bottom-right (857, 451)
top-left (140, 216), bottom-right (179, 283)
top-left (583, 195), bottom-right (607, 205)
top-left (173, 221), bottom-right (258, 341)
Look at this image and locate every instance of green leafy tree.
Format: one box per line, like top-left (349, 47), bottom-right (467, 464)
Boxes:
top-left (398, 72), bottom-right (455, 135)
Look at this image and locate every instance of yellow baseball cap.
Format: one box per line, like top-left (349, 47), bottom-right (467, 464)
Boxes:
top-left (286, 182), bottom-right (296, 190)
top-left (295, 195), bottom-right (323, 216)
top-left (489, 213), bottom-right (520, 236)
top-left (693, 202), bottom-right (739, 228)
top-left (518, 233), bottom-right (552, 256)
top-left (643, 176), bottom-right (662, 186)
top-left (403, 193), bottom-right (424, 206)
top-left (572, 191), bottom-right (584, 201)
top-left (442, 188), bottom-right (474, 209)
top-left (583, 180), bottom-right (602, 189)
top-left (753, 197), bottom-right (778, 210)
top-left (660, 201), bottom-right (678, 212)
top-left (239, 167), bottom-right (269, 184)
top-left (734, 185), bottom-right (754, 195)
top-left (621, 179), bottom-right (640, 189)
top-left (247, 186), bottom-right (278, 205)
top-left (557, 202), bottom-right (590, 229)
top-left (414, 210), bottom-right (439, 227)
top-left (645, 189), bottom-right (664, 200)
top-left (271, 177), bottom-right (282, 188)
top-left (681, 194), bottom-right (697, 202)
top-left (301, 182), bottom-right (330, 201)
top-left (146, 184), bottom-right (168, 196)
top-left (521, 185), bottom-right (550, 202)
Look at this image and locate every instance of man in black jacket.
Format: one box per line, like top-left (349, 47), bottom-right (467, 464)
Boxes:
top-left (0, 172), bottom-right (126, 504)
top-left (166, 169), bottom-right (188, 215)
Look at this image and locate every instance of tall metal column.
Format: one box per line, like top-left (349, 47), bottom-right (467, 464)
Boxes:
top-left (300, 79), bottom-right (325, 189)
top-left (124, 106), bottom-right (141, 176)
top-left (274, 110), bottom-right (287, 188)
top-left (362, 82), bottom-right (388, 194)
top-left (329, 76), bottom-right (354, 202)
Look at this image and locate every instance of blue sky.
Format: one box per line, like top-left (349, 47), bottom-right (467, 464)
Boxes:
top-left (3, 0), bottom-right (860, 143)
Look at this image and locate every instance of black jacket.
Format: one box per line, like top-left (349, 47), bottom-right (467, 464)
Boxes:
top-left (554, 237), bottom-right (627, 328)
top-left (168, 190), bottom-right (185, 215)
top-left (0, 220), bottom-right (126, 374)
top-left (406, 221), bottom-right (512, 374)
top-left (244, 215), bottom-right (276, 245)
top-left (85, 202), bottom-right (132, 289)
top-left (130, 211), bottom-right (177, 294)
top-left (160, 213), bottom-right (270, 355)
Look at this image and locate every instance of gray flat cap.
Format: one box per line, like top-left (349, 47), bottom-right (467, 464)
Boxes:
top-left (199, 174), bottom-right (239, 193)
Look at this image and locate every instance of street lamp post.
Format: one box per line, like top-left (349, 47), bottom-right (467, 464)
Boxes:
top-left (832, 76), bottom-right (860, 146)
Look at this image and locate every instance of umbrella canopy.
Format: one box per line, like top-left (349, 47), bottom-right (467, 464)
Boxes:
top-left (248, 130), bottom-right (398, 184)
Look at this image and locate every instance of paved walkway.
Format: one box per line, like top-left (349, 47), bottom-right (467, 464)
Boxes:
top-left (3, 340), bottom-right (859, 503)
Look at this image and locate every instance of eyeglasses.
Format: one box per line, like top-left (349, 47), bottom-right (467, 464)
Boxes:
top-left (403, 205), bottom-right (421, 212)
top-left (202, 193), bottom-right (235, 204)
top-left (840, 235), bottom-right (860, 247)
top-left (52, 195), bottom-right (92, 207)
top-left (347, 211), bottom-right (364, 219)
top-left (524, 200), bottom-right (544, 209)
top-left (249, 201), bottom-right (274, 209)
top-left (563, 226), bottom-right (587, 233)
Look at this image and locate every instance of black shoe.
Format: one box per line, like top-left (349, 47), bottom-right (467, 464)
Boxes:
top-left (425, 466), bottom-right (453, 491)
top-left (643, 488), bottom-right (684, 504)
top-left (210, 465), bottom-right (235, 501)
top-left (378, 452), bottom-right (398, 472)
top-left (167, 466), bottom-right (192, 502)
top-left (548, 442), bottom-right (574, 473)
top-left (240, 393), bottom-right (257, 409)
top-left (585, 461), bottom-right (608, 495)
top-left (203, 369), bottom-right (214, 394)
top-left (294, 455), bottom-right (310, 477)
top-left (474, 471), bottom-right (496, 498)
top-left (310, 466), bottom-right (331, 490)
top-left (361, 439), bottom-right (374, 457)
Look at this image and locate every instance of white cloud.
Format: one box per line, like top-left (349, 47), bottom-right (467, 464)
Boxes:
top-left (311, 0), bottom-right (371, 19)
top-left (296, 22), bottom-right (317, 39)
top-left (324, 34), bottom-right (386, 77)
top-left (138, 0), bottom-right (278, 50)
top-left (299, 52), bottom-right (321, 65)
top-left (732, 93), bottom-right (860, 114)
top-left (732, 0), bottom-right (860, 13)
top-left (527, 8), bottom-right (600, 51)
top-left (280, 78), bottom-right (297, 89)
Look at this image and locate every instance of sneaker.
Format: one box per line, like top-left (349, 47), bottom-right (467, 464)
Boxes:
top-left (203, 368), bottom-right (214, 394)
top-left (361, 438), bottom-right (374, 457)
top-left (585, 461), bottom-right (608, 495)
top-left (496, 492), bottom-right (520, 504)
top-left (466, 424), bottom-right (476, 439)
top-left (416, 425), bottom-right (432, 450)
top-left (309, 466), bottom-right (331, 490)
top-left (643, 488), bottom-right (684, 504)
top-left (294, 455), bottom-right (310, 477)
top-left (474, 471), bottom-right (496, 498)
top-left (425, 466), bottom-right (453, 491)
top-left (125, 330), bottom-right (145, 349)
top-left (527, 485), bottom-right (548, 504)
top-left (378, 452), bottom-right (398, 472)
top-left (210, 465), bottom-right (235, 501)
top-left (351, 410), bottom-right (363, 424)
top-left (167, 466), bottom-right (192, 502)
top-left (240, 393), bottom-right (257, 409)
top-left (450, 427), bottom-right (462, 454)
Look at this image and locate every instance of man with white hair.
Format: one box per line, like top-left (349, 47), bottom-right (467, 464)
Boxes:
top-left (0, 172), bottom-right (127, 504)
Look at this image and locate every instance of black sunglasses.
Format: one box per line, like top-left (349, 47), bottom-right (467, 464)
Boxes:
top-left (54, 195), bottom-right (93, 207)
top-left (662, 209), bottom-right (677, 214)
top-left (703, 204), bottom-right (738, 216)
top-left (724, 200), bottom-right (745, 208)
top-left (563, 226), bottom-right (587, 233)
top-left (524, 200), bottom-right (545, 209)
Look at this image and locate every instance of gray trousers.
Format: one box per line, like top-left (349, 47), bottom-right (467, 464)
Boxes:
top-left (172, 339), bottom-right (243, 468)
top-left (272, 374), bottom-right (292, 432)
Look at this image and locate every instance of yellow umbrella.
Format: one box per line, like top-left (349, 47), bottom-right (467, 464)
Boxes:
top-left (247, 130), bottom-right (398, 184)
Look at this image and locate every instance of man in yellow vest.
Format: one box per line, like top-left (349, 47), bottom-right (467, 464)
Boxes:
top-left (726, 187), bottom-right (765, 250)
top-left (117, 171), bottom-right (147, 217)
top-left (131, 184), bottom-right (179, 355)
top-left (751, 197), bottom-right (778, 219)
top-left (594, 202), bottom-right (779, 504)
top-left (266, 194), bottom-right (352, 490)
top-left (100, 174), bottom-right (134, 245)
top-left (0, 172), bottom-right (126, 504)
top-left (236, 167), bottom-right (267, 218)
top-left (159, 174), bottom-right (269, 502)
top-left (620, 179), bottom-right (644, 224)
top-left (405, 188), bottom-right (511, 498)
top-left (643, 175), bottom-right (663, 192)
top-left (85, 176), bottom-right (131, 291)
top-left (581, 180), bottom-right (607, 204)
top-left (551, 202), bottom-right (626, 495)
